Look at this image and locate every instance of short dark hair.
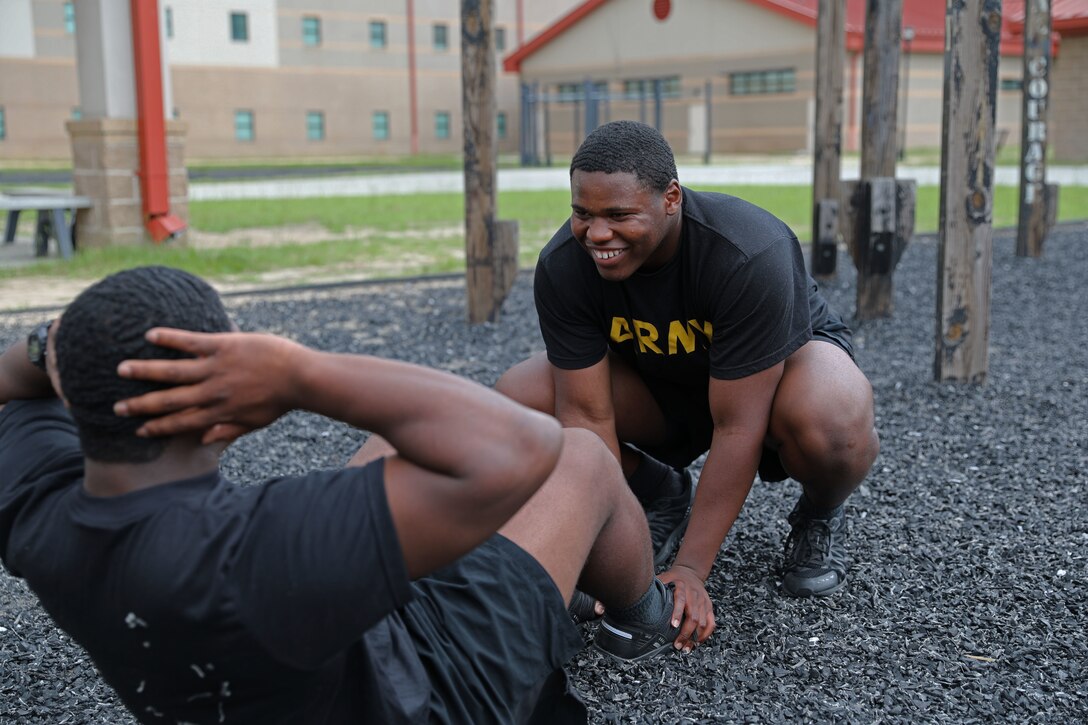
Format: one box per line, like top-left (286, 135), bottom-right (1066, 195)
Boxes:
top-left (570, 120), bottom-right (678, 193)
top-left (55, 266), bottom-right (232, 463)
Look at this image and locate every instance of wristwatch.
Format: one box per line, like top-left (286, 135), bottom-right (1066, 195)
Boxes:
top-left (26, 320), bottom-right (54, 372)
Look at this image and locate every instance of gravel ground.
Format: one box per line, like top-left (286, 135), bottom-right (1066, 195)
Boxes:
top-left (1, 224), bottom-right (1085, 723)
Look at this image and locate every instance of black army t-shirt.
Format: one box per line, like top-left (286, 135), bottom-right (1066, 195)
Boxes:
top-left (536, 188), bottom-right (841, 384)
top-left (0, 399), bottom-right (425, 724)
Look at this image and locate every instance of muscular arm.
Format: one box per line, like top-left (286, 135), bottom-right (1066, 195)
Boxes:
top-left (674, 362), bottom-right (784, 580)
top-left (114, 329), bottom-right (564, 578)
top-left (551, 356), bottom-right (623, 463)
top-left (0, 338), bottom-right (55, 406)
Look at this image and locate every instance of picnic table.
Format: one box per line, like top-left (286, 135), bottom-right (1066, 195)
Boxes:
top-left (1, 188), bottom-right (93, 259)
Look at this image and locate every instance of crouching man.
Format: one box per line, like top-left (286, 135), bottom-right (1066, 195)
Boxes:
top-left (0, 266), bottom-right (715, 724)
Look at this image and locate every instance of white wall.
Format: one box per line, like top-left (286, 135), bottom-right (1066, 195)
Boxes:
top-left (0, 0), bottom-right (36, 58)
top-left (165, 0), bottom-right (280, 67)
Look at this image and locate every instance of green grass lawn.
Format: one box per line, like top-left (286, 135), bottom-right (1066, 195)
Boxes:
top-left (2, 184), bottom-right (1085, 284)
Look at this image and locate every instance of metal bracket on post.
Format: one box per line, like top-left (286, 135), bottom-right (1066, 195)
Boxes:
top-left (868, 177), bottom-right (896, 275)
top-left (812, 198), bottom-right (839, 278)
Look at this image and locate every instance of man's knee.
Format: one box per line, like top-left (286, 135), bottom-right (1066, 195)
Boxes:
top-left (556, 428), bottom-right (625, 496)
top-left (495, 353), bottom-right (554, 412)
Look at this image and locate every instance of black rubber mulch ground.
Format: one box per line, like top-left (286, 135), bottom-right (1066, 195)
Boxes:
top-left (1, 224), bottom-right (1085, 723)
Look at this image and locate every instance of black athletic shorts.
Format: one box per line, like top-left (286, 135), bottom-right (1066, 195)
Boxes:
top-left (400, 534), bottom-right (587, 724)
top-left (640, 323), bottom-right (856, 481)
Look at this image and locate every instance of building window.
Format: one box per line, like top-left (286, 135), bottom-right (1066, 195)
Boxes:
top-left (306, 111), bottom-right (325, 141)
top-left (63, 2), bottom-right (76, 33)
top-left (557, 80), bottom-right (609, 102)
top-left (165, 6), bottom-right (174, 39)
top-left (369, 20), bottom-right (387, 49)
top-left (497, 112), bottom-right (507, 140)
top-left (0, 107), bottom-right (6, 140)
top-left (234, 110), bottom-right (255, 141)
top-left (435, 111), bottom-right (450, 140)
top-left (373, 111), bottom-right (389, 140)
top-left (494, 26), bottom-right (506, 52)
top-left (302, 16), bottom-right (321, 46)
top-left (433, 23), bottom-right (448, 51)
top-left (230, 12), bottom-right (249, 42)
top-left (1000, 77), bottom-right (1023, 92)
top-left (729, 68), bottom-right (795, 96)
top-left (71, 107), bottom-right (82, 120)
top-left (622, 77), bottom-right (681, 99)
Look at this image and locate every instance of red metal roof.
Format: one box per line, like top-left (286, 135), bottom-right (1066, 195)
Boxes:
top-left (1007, 0), bottom-right (1088, 33)
top-left (504, 0), bottom-right (1085, 71)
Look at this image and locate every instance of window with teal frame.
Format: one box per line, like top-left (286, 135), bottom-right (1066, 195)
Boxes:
top-left (435, 111), bottom-right (450, 140)
top-left (64, 2), bottom-right (76, 33)
top-left (497, 112), bottom-right (507, 140)
top-left (235, 110), bottom-right (255, 141)
top-left (302, 16), bottom-right (321, 46)
top-left (729, 68), bottom-right (795, 96)
top-left (433, 24), bottom-right (448, 51)
top-left (306, 111), bottom-right (325, 141)
top-left (0, 107), bottom-right (6, 140)
top-left (230, 12), bottom-right (248, 42)
top-left (373, 111), bottom-right (389, 140)
top-left (370, 20), bottom-right (387, 49)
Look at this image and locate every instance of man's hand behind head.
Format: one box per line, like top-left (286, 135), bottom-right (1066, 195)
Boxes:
top-left (115, 328), bottom-right (306, 445)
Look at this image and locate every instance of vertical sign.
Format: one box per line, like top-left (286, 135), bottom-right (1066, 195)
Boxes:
top-left (935, 0), bottom-right (1002, 383)
top-left (1016, 0), bottom-right (1054, 258)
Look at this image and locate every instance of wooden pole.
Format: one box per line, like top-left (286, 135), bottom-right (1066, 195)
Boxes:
top-left (462, 0), bottom-right (518, 323)
top-left (811, 0), bottom-right (845, 279)
top-left (860, 0), bottom-right (901, 179)
top-left (935, 0), bottom-right (1002, 383)
top-left (853, 0), bottom-right (903, 319)
top-left (1016, 0), bottom-right (1057, 258)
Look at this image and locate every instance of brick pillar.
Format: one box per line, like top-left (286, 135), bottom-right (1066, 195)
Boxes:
top-left (67, 118), bottom-right (188, 248)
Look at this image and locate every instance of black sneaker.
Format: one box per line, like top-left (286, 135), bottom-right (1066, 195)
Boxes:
top-left (645, 469), bottom-right (695, 568)
top-left (593, 579), bottom-right (680, 662)
top-left (781, 497), bottom-right (848, 597)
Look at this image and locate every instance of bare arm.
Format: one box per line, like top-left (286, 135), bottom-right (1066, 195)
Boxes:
top-left (0, 337), bottom-right (55, 406)
top-left (661, 362), bottom-right (783, 644)
top-left (114, 328), bottom-right (564, 578)
top-left (551, 356), bottom-right (623, 463)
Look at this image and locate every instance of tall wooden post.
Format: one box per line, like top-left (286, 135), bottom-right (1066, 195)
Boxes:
top-left (935, 0), bottom-right (1002, 383)
top-left (462, 0), bottom-right (518, 323)
top-left (1016, 0), bottom-right (1058, 258)
top-left (811, 0), bottom-right (845, 279)
top-left (852, 0), bottom-right (908, 319)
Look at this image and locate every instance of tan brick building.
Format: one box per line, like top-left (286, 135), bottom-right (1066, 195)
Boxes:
top-left (0, 0), bottom-right (580, 161)
top-left (503, 0), bottom-right (1087, 162)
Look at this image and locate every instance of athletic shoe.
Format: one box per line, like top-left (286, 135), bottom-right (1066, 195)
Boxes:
top-left (645, 468), bottom-right (695, 568)
top-left (781, 497), bottom-right (848, 597)
top-left (593, 579), bottom-right (680, 662)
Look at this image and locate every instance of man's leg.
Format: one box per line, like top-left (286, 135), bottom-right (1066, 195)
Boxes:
top-left (767, 340), bottom-right (879, 596)
top-left (350, 427), bottom-right (687, 659)
top-left (496, 352), bottom-right (695, 566)
top-left (499, 428), bottom-right (690, 660)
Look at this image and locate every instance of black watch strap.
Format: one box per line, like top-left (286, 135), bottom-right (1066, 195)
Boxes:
top-left (27, 320), bottom-right (54, 372)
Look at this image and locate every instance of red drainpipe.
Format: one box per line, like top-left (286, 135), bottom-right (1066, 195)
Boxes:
top-left (407, 0), bottom-right (419, 155)
top-left (129, 0), bottom-right (185, 242)
top-left (516, 0), bottom-right (524, 46)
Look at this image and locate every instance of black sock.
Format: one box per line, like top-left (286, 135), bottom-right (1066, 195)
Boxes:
top-left (798, 492), bottom-right (844, 520)
top-left (609, 578), bottom-right (668, 626)
top-left (626, 450), bottom-right (683, 503)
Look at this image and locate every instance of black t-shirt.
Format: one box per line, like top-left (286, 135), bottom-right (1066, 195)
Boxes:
top-left (535, 187), bottom-right (840, 384)
top-left (0, 399), bottom-right (425, 724)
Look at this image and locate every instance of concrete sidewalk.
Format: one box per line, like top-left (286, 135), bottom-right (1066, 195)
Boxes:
top-left (187, 162), bottom-right (1088, 201)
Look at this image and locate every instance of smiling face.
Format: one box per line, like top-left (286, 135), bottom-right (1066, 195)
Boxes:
top-left (569, 170), bottom-right (683, 282)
